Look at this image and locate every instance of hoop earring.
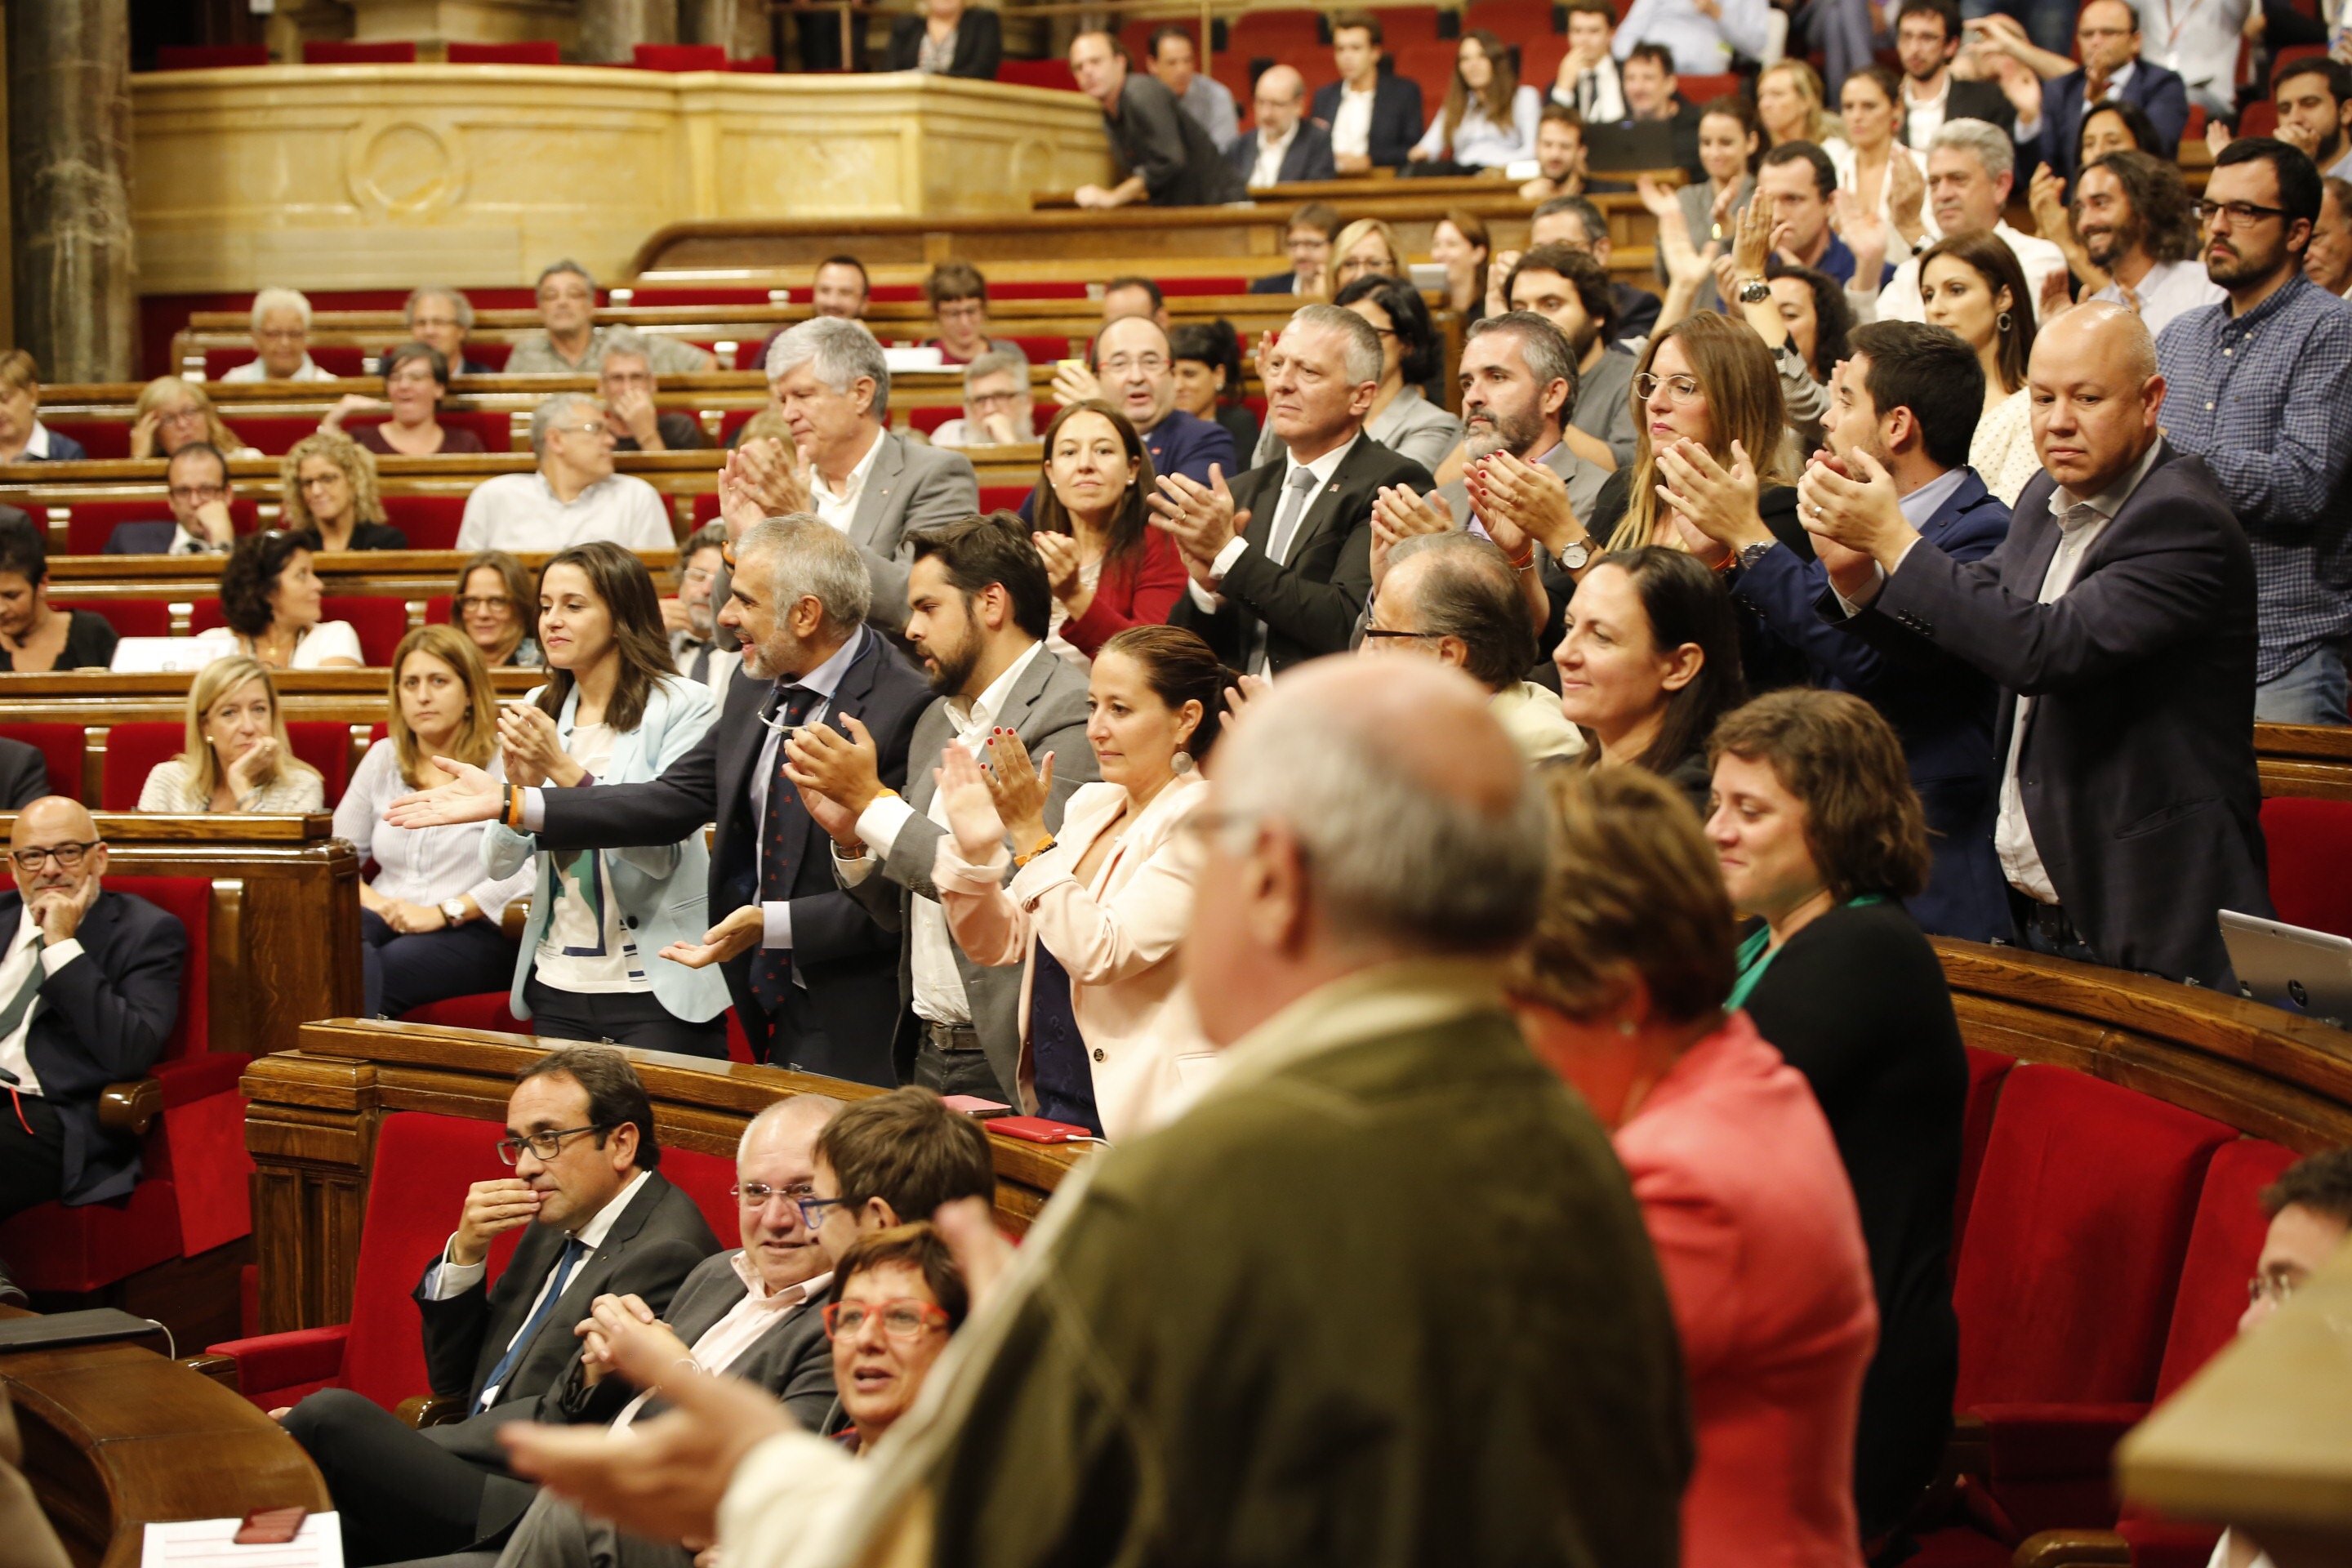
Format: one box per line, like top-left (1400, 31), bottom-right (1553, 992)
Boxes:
top-left (1996, 310), bottom-right (2014, 335)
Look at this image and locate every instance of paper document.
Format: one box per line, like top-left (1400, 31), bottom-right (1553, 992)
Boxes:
top-left (140, 1512), bottom-right (343, 1568)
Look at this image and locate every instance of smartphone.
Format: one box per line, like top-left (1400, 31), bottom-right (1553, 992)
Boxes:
top-left (234, 1508), bottom-right (308, 1545)
top-left (991, 1116), bottom-right (1095, 1144)
top-left (941, 1094), bottom-right (1012, 1118)
top-left (1056, 357), bottom-right (1087, 380)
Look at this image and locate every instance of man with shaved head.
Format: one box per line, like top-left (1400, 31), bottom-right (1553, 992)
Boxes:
top-left (1227, 64), bottom-right (1337, 188)
top-left (1799, 302), bottom-right (2270, 989)
top-left (0, 798), bottom-right (187, 1281)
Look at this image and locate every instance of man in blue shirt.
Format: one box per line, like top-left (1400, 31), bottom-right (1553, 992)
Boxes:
top-left (2155, 137), bottom-right (2352, 726)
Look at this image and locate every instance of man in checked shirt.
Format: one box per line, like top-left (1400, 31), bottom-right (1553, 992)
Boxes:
top-left (2155, 136), bottom-right (2352, 726)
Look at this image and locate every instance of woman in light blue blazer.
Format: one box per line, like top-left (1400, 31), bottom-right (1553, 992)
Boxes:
top-left (483, 540), bottom-right (732, 1057)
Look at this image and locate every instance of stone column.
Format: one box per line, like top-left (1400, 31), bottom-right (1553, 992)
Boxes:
top-left (578, 0), bottom-right (678, 63)
top-left (7, 0), bottom-right (135, 382)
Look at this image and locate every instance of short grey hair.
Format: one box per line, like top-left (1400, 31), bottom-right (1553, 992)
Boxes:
top-left (1388, 533), bottom-right (1539, 692)
top-left (738, 513), bottom-right (873, 636)
top-left (684, 521), bottom-right (728, 558)
top-left (1933, 117), bottom-right (2014, 184)
top-left (1467, 311), bottom-right (1581, 408)
top-left (251, 287), bottom-right (312, 332)
top-left (962, 345), bottom-right (1030, 391)
top-left (537, 258), bottom-right (598, 294)
top-left (1214, 676), bottom-right (1547, 952)
top-left (1287, 302), bottom-right (1383, 387)
top-left (530, 391), bottom-right (601, 459)
top-left (600, 327), bottom-right (657, 374)
top-left (739, 1094), bottom-right (844, 1158)
top-left (403, 285), bottom-right (474, 332)
top-left (766, 317), bottom-right (892, 421)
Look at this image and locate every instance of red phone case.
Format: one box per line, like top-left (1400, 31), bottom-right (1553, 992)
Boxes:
top-left (991, 1116), bottom-right (1094, 1143)
top-left (235, 1508), bottom-right (308, 1545)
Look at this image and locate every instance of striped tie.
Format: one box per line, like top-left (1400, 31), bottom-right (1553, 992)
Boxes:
top-left (0, 934), bottom-right (45, 1044)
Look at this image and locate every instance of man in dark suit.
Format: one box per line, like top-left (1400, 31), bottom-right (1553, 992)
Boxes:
top-left (883, 2), bottom-right (1000, 78)
top-left (280, 1047), bottom-right (719, 1566)
top-left (1069, 29), bottom-right (1248, 208)
top-left (102, 443), bottom-right (236, 556)
top-left (1530, 198), bottom-right (1664, 346)
top-left (785, 519), bottom-right (1096, 1102)
top-left (1228, 65), bottom-right (1338, 189)
top-left (2011, 0), bottom-right (2189, 183)
top-left (1314, 14), bottom-right (1423, 172)
top-left (0, 745), bottom-right (45, 813)
top-left (1249, 202), bottom-right (1341, 295)
top-left (1801, 303), bottom-right (2270, 987)
top-left (1158, 305), bottom-right (1436, 675)
top-left (1894, 0), bottom-right (2016, 148)
top-left (1692, 322), bottom-right (2013, 941)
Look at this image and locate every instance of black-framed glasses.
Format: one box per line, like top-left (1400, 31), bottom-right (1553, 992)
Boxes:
top-left (1360, 626), bottom-right (1436, 644)
top-left (495, 1123), bottom-right (609, 1165)
top-left (2195, 198), bottom-right (2290, 227)
top-left (792, 1194), bottom-right (852, 1229)
top-left (9, 840), bottom-right (96, 872)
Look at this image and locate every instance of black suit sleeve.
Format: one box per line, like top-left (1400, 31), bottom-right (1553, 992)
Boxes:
top-left (1298, 127), bottom-right (1339, 182)
top-left (1374, 78), bottom-right (1425, 167)
top-left (885, 16), bottom-right (921, 70)
top-left (1218, 456), bottom-right (1437, 660)
top-left (535, 726), bottom-right (719, 852)
top-left (790, 684), bottom-right (923, 964)
top-left (1117, 80), bottom-right (1196, 199)
top-left (0, 742), bottom-right (46, 810)
top-left (35, 901), bottom-right (185, 1096)
top-left (955, 7), bottom-right (1001, 78)
top-left (414, 1244), bottom-right (512, 1401)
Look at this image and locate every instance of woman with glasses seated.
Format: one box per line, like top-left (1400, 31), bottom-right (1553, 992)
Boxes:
top-left (452, 550), bottom-right (543, 668)
top-left (139, 655), bottom-right (324, 813)
top-left (336, 626), bottom-right (530, 1021)
top-left (195, 530), bottom-right (363, 670)
top-left (127, 376), bottom-right (254, 461)
top-left (1030, 402), bottom-right (1187, 666)
top-left (319, 341), bottom-right (487, 458)
top-left (0, 515), bottom-right (116, 672)
top-left (483, 541), bottom-right (729, 1056)
top-left (279, 432), bottom-right (408, 554)
top-left (932, 626), bottom-right (1219, 1140)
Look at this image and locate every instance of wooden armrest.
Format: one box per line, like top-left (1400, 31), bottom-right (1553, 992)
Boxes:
top-left (97, 1076), bottom-right (163, 1135)
top-left (2014, 1530), bottom-right (2133, 1567)
top-left (501, 898), bottom-right (529, 942)
top-left (178, 1352), bottom-right (240, 1389)
top-left (398, 1392), bottom-right (466, 1428)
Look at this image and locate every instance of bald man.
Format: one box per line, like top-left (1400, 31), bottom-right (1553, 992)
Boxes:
top-left (1228, 65), bottom-right (1338, 188)
top-left (0, 798), bottom-right (187, 1243)
top-left (1799, 303), bottom-right (2270, 990)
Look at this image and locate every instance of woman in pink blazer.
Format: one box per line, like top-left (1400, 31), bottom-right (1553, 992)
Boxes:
top-left (930, 626), bottom-right (1223, 1141)
top-left (1513, 764), bottom-right (1878, 1568)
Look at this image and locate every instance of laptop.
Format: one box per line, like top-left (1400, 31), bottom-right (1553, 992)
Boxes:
top-left (2220, 910), bottom-right (2352, 1028)
top-left (1583, 120), bottom-right (1677, 173)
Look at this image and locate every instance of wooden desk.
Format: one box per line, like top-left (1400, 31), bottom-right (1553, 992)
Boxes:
top-left (2, 1328), bottom-right (327, 1568)
top-left (2256, 722), bottom-right (2352, 802)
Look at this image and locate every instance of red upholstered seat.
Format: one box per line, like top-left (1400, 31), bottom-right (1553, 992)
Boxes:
top-left (2240, 100), bottom-right (2278, 136)
top-left (381, 494), bottom-right (469, 550)
top-left (978, 485), bottom-right (1031, 513)
top-left (79, 600), bottom-right (173, 640)
top-left (448, 41), bottom-right (561, 65)
top-left (467, 341), bottom-right (513, 372)
top-left (189, 595), bottom-right (409, 666)
top-left (1159, 277), bottom-right (1252, 296)
top-left (100, 723), bottom-right (186, 813)
top-left (400, 993), bottom-right (528, 1033)
top-left (691, 492), bottom-right (724, 528)
top-left (716, 408), bottom-right (760, 448)
top-left (41, 419), bottom-right (131, 460)
top-left (209, 1110), bottom-right (522, 1410)
top-left (226, 412), bottom-right (359, 454)
top-left (989, 282), bottom-right (1089, 301)
top-left (633, 43), bottom-right (728, 70)
top-left (663, 1148), bottom-right (741, 1245)
top-left (1677, 72), bottom-right (1743, 104)
top-left (1004, 335), bottom-right (1076, 363)
top-left (0, 724), bottom-right (87, 802)
top-left (1953, 1047), bottom-right (2013, 1259)
top-left (285, 721), bottom-right (357, 807)
top-left (303, 40), bottom-right (416, 64)
top-left (60, 498), bottom-right (261, 555)
top-left (996, 59), bottom-right (1077, 90)
top-left (2259, 796), bottom-right (2352, 938)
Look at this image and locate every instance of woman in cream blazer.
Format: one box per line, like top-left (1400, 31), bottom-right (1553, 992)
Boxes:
top-left (931, 627), bottom-right (1223, 1141)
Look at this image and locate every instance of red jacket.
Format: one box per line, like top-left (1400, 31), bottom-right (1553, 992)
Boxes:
top-left (1058, 528), bottom-right (1188, 660)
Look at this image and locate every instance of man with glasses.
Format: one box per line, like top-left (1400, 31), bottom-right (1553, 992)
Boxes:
top-left (405, 284), bottom-right (491, 376)
top-left (0, 798), bottom-right (186, 1297)
top-left (221, 286), bottom-right (330, 383)
top-left (456, 393), bottom-right (675, 555)
top-left (2156, 137), bottom-right (2352, 725)
top-left (279, 1046), bottom-right (719, 1566)
top-left (1047, 315), bottom-right (1234, 497)
top-left (101, 443), bottom-right (238, 555)
top-left (1251, 202), bottom-right (1343, 296)
top-left (929, 348), bottom-right (1036, 450)
top-left (599, 331), bottom-right (708, 454)
top-left (666, 524), bottom-right (740, 693)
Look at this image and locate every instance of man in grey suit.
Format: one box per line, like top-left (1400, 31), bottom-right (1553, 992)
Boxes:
top-left (782, 518), bottom-right (1096, 1103)
top-left (731, 318), bottom-right (981, 635)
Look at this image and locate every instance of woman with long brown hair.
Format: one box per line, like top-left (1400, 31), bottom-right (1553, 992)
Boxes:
top-left (1030, 401), bottom-right (1186, 664)
top-left (1429, 210), bottom-right (1492, 318)
top-left (1917, 231), bottom-right (2038, 504)
top-left (1408, 29), bottom-right (1540, 172)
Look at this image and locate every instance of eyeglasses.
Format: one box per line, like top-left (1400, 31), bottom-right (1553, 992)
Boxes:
top-left (167, 484), bottom-right (228, 504)
top-left (730, 1180), bottom-right (817, 1209)
top-left (455, 595), bottom-right (514, 615)
top-left (1099, 354), bottom-right (1170, 376)
top-left (791, 1193), bottom-right (852, 1229)
top-left (821, 1298), bottom-right (950, 1340)
top-left (2247, 1272), bottom-right (2301, 1308)
top-left (494, 1123), bottom-right (609, 1165)
top-left (1360, 626), bottom-right (1435, 646)
top-left (555, 421), bottom-right (612, 439)
top-left (1634, 372), bottom-right (1705, 406)
top-left (968, 388), bottom-right (1027, 408)
top-left (2196, 199), bottom-right (2290, 228)
top-left (10, 840), bottom-right (96, 871)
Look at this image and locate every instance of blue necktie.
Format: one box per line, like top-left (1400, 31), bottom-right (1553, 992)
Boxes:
top-left (474, 1235), bottom-right (586, 1413)
top-left (750, 684), bottom-right (822, 1016)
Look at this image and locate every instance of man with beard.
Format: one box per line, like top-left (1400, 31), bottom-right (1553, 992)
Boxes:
top-left (2156, 137), bottom-right (2352, 725)
top-left (388, 517), bottom-right (932, 1079)
top-left (2075, 150), bottom-right (2222, 332)
top-left (2311, 177), bottom-right (2352, 298)
top-left (2270, 58), bottom-right (2352, 183)
top-left (667, 524), bottom-right (741, 694)
top-left (784, 516), bottom-right (1094, 1104)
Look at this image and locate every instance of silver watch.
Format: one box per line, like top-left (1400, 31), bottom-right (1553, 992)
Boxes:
top-left (440, 898), bottom-right (468, 926)
top-left (1555, 537), bottom-right (1593, 572)
top-left (1737, 277), bottom-right (1772, 305)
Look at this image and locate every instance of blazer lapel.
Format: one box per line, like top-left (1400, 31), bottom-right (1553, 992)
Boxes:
top-left (848, 433), bottom-right (907, 551)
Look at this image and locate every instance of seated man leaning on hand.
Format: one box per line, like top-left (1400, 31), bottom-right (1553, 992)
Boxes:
top-left (280, 1047), bottom-right (719, 1568)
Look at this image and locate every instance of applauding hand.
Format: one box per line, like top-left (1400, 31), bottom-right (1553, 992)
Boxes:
top-left (981, 729), bottom-right (1054, 853)
top-left (1654, 439), bottom-right (1769, 564)
top-left (937, 742), bottom-right (1008, 860)
top-left (1797, 447), bottom-right (1913, 586)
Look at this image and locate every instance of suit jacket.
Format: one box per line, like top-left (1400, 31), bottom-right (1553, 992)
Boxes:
top-left (1930, 78), bottom-right (2018, 144)
top-left (884, 6), bottom-right (1000, 78)
top-left (0, 889), bottom-right (185, 1205)
top-left (845, 431), bottom-right (982, 635)
top-left (1170, 434), bottom-right (1435, 674)
top-left (0, 740), bottom-right (47, 811)
top-left (1226, 122), bottom-right (1339, 185)
top-left (1739, 469), bottom-right (2013, 942)
top-left (1609, 282), bottom-right (1663, 348)
top-left (840, 646), bottom-right (1097, 1096)
top-left (1849, 441), bottom-right (2270, 986)
top-left (1310, 74), bottom-right (1426, 169)
top-left (412, 1171), bottom-right (720, 1535)
top-left (2030, 61), bottom-right (2191, 183)
top-left (1107, 73), bottom-right (1250, 206)
top-left (101, 520), bottom-right (185, 556)
top-left (532, 630), bottom-right (932, 1080)
top-left (1248, 271), bottom-right (1303, 294)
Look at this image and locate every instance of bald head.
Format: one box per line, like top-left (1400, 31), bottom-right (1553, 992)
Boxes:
top-left (1241, 657), bottom-right (1526, 812)
top-left (2028, 301), bottom-right (2164, 495)
top-left (1254, 65), bottom-right (1308, 140)
top-left (734, 1094), bottom-right (844, 1290)
top-left (739, 1093), bottom-right (843, 1160)
top-left (9, 796), bottom-right (105, 903)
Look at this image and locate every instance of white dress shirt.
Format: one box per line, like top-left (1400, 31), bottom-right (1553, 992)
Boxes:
top-left (1551, 57), bottom-right (1627, 123)
top-left (1995, 438), bottom-right (2163, 905)
top-left (1903, 73), bottom-right (1953, 152)
top-left (609, 1260), bottom-right (831, 1434)
top-left (456, 472), bottom-right (675, 555)
top-left (423, 1167), bottom-right (652, 1407)
top-left (2142, 0), bottom-right (2252, 112)
top-left (0, 911), bottom-right (90, 1098)
top-left (751, 626), bottom-right (868, 954)
top-left (1329, 82), bottom-right (1376, 159)
top-left (333, 740), bottom-right (535, 916)
top-left (220, 354), bottom-right (332, 384)
top-left (2089, 257), bottom-right (2228, 336)
top-left (811, 428), bottom-right (886, 537)
top-left (1249, 124), bottom-right (1299, 189)
top-left (672, 627), bottom-right (744, 694)
top-left (193, 621), bottom-right (364, 670)
top-left (840, 641), bottom-right (1049, 1026)
top-left (1187, 434), bottom-right (1360, 673)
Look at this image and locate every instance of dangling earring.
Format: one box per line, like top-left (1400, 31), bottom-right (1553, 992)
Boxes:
top-left (1996, 310), bottom-right (2014, 335)
top-left (1616, 1017), bottom-right (1637, 1036)
top-left (1170, 750), bottom-right (1195, 777)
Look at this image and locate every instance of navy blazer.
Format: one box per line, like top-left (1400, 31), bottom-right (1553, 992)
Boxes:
top-left (1739, 469), bottom-right (2013, 942)
top-left (0, 890), bottom-right (185, 1205)
top-left (1226, 122), bottom-right (1339, 185)
top-left (101, 520), bottom-right (183, 556)
top-left (1310, 74), bottom-right (1425, 169)
top-left (2030, 62), bottom-right (2191, 184)
top-left (531, 628), bottom-right (933, 1079)
top-left (1841, 441), bottom-right (2270, 987)
top-left (1249, 272), bottom-right (1303, 294)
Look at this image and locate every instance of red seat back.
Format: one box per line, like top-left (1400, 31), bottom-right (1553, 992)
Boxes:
top-left (1953, 1047), bottom-right (2014, 1258)
top-left (1004, 335), bottom-right (1076, 363)
top-left (190, 598), bottom-right (408, 666)
top-left (996, 59), bottom-right (1077, 90)
top-left (448, 41), bottom-right (560, 65)
top-left (978, 485), bottom-right (1031, 513)
top-left (1953, 1064), bottom-right (2235, 1409)
top-left (2152, 1138), bottom-right (2301, 1402)
top-left (303, 40), bottom-right (416, 64)
top-left (1159, 276), bottom-right (1251, 296)
top-left (381, 494), bottom-right (470, 550)
top-left (467, 341), bottom-right (513, 372)
top-left (632, 42), bottom-right (728, 70)
top-left (1678, 72), bottom-right (1743, 104)
top-left (286, 721), bottom-right (357, 807)
top-left (662, 1148), bottom-right (742, 1249)
top-left (40, 419), bottom-right (131, 460)
top-left (64, 498), bottom-right (261, 555)
top-left (2259, 796), bottom-right (2352, 938)
top-left (0, 724), bottom-right (87, 802)
top-left (230, 414), bottom-right (353, 455)
top-left (101, 875), bottom-right (209, 1062)
top-left (2241, 100), bottom-right (2279, 137)
top-left (101, 722), bottom-right (188, 813)
top-left (79, 599), bottom-right (173, 639)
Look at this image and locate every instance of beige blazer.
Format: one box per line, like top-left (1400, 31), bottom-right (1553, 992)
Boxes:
top-left (933, 773), bottom-right (1209, 1140)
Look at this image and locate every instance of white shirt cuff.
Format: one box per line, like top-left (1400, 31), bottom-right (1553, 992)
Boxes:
top-left (424, 1234), bottom-right (487, 1298)
top-left (762, 901), bottom-right (793, 950)
top-left (855, 795), bottom-right (917, 861)
top-left (1186, 577), bottom-right (1222, 613)
top-left (832, 844), bottom-right (875, 886)
top-left (1209, 535), bottom-right (1250, 579)
top-left (519, 788), bottom-right (546, 832)
top-left (1832, 564), bottom-right (1888, 618)
top-left (38, 938), bottom-right (83, 974)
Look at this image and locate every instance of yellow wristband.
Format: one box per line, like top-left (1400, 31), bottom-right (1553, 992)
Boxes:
top-left (1013, 833), bottom-right (1055, 867)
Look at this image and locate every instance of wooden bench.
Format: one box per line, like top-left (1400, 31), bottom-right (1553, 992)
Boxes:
top-left (2255, 723), bottom-right (2352, 803)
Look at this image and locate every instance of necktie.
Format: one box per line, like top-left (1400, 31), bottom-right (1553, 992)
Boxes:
top-left (1247, 467), bottom-right (1325, 674)
top-left (474, 1234), bottom-right (586, 1413)
top-left (0, 934), bottom-right (42, 1044)
top-left (1580, 70), bottom-right (1597, 116)
top-left (750, 684), bottom-right (822, 1016)
top-left (688, 642), bottom-right (712, 684)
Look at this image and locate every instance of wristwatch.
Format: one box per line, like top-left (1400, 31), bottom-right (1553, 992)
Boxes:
top-left (1737, 276), bottom-right (1772, 305)
top-left (439, 898), bottom-right (469, 927)
top-left (1734, 539), bottom-right (1775, 572)
top-left (1555, 537), bottom-right (1594, 572)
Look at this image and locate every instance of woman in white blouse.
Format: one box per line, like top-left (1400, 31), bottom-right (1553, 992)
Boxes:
top-left (197, 530), bottom-right (363, 670)
top-left (1918, 232), bottom-right (2041, 506)
top-left (1409, 29), bottom-right (1541, 172)
top-left (139, 655), bottom-right (325, 813)
top-left (336, 625), bottom-right (530, 1021)
top-left (1830, 68), bottom-right (1927, 256)
top-left (932, 626), bottom-right (1218, 1142)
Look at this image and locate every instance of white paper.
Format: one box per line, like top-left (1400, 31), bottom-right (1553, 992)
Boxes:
top-left (140, 1512), bottom-right (342, 1568)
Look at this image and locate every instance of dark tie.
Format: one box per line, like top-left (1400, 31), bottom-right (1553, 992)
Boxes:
top-left (687, 642), bottom-right (713, 684)
top-left (474, 1234), bottom-right (586, 1413)
top-left (749, 683), bottom-right (822, 1016)
top-left (1580, 70), bottom-right (1597, 117)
